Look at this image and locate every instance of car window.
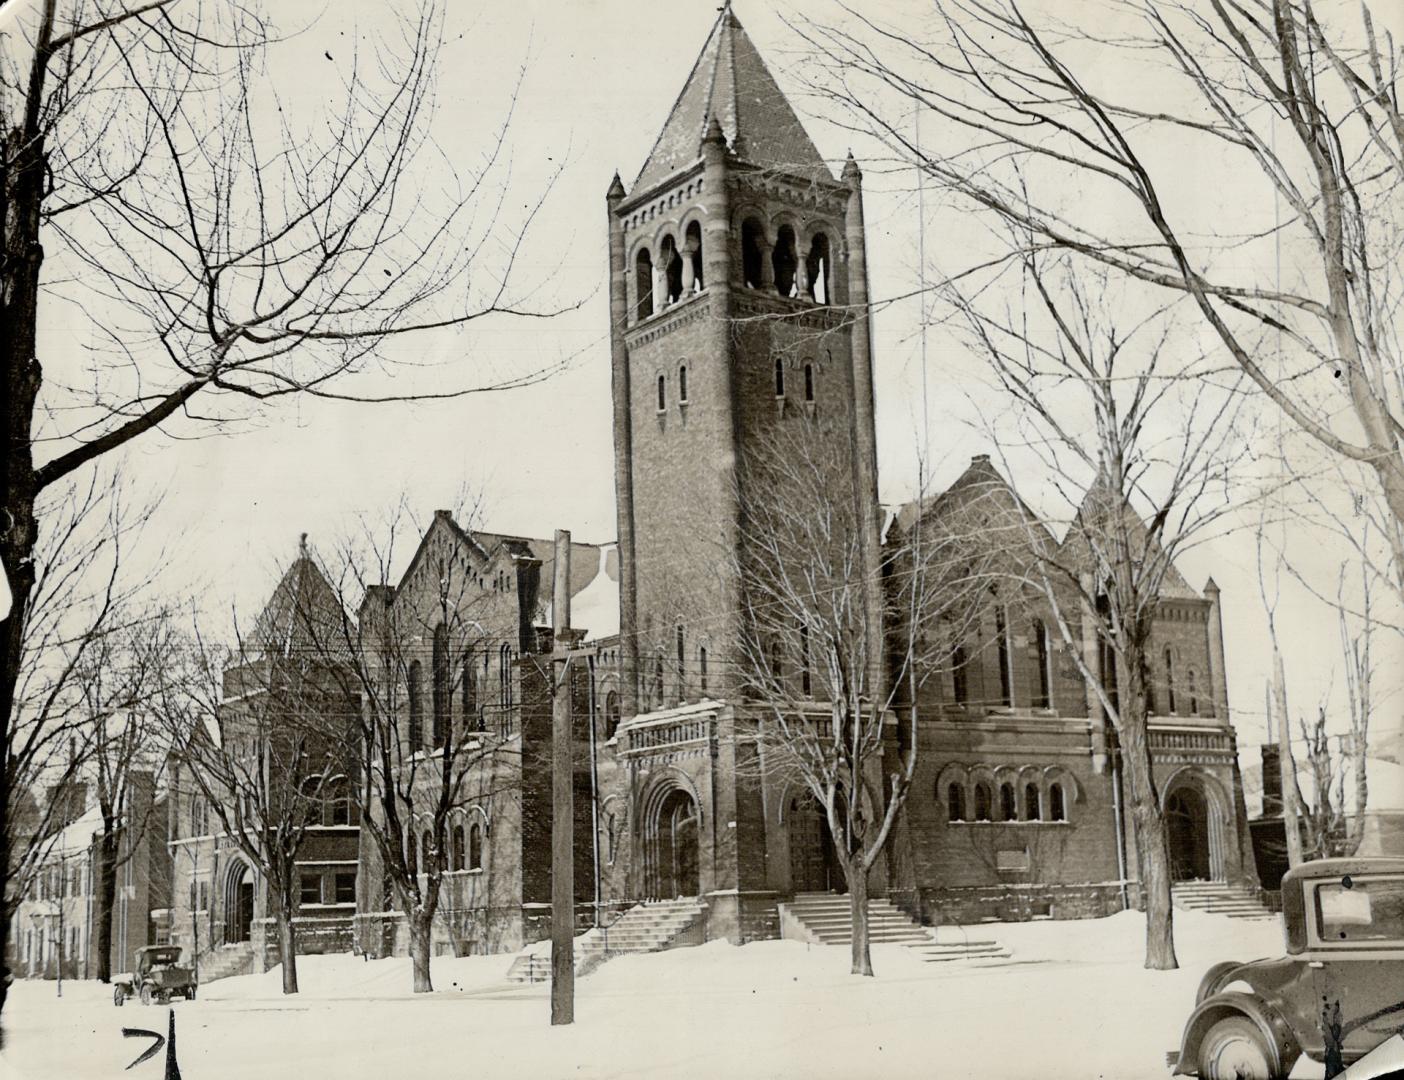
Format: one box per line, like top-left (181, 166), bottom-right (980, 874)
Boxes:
top-left (1315, 877), bottom-right (1404, 944)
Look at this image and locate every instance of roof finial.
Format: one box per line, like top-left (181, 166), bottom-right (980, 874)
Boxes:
top-left (299, 532), bottom-right (309, 559)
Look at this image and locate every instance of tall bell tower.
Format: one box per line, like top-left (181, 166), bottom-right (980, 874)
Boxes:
top-left (607, 4), bottom-right (883, 720)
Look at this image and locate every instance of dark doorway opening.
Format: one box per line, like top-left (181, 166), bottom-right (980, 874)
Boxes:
top-left (1166, 786), bottom-right (1211, 881)
top-left (226, 863), bottom-right (254, 943)
top-left (645, 788), bottom-right (700, 899)
top-left (788, 793), bottom-right (845, 894)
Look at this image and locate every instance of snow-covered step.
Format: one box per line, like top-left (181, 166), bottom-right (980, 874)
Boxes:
top-left (780, 893), bottom-right (950, 947)
top-left (505, 899), bottom-right (708, 983)
top-left (1172, 883), bottom-right (1273, 920)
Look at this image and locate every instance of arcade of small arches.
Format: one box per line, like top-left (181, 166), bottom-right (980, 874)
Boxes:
top-left (629, 210), bottom-right (839, 323)
top-left (404, 809), bottom-right (488, 877)
top-left (937, 764), bottom-right (1080, 825)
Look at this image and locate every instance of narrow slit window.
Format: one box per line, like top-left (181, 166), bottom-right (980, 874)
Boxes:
top-left (699, 646), bottom-right (708, 695)
top-left (774, 357), bottom-right (785, 397)
top-left (678, 364), bottom-right (688, 403)
top-left (657, 374), bottom-right (666, 412)
top-left (803, 363), bottom-right (814, 402)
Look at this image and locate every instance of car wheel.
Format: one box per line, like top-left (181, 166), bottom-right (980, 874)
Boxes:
top-left (1198, 1016), bottom-right (1277, 1080)
top-left (139, 985), bottom-right (153, 1007)
top-left (113, 987), bottom-right (125, 1007)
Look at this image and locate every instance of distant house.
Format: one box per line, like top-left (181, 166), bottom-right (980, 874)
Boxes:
top-left (9, 774), bottom-right (168, 979)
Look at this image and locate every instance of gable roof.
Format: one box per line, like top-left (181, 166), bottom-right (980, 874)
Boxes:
top-left (632, 6), bottom-right (833, 194)
top-left (1064, 479), bottom-right (1200, 600)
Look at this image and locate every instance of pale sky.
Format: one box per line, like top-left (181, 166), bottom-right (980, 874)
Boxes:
top-left (16, 0), bottom-right (1404, 785)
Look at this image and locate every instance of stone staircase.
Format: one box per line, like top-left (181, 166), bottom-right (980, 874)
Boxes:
top-left (1172, 881), bottom-right (1275, 921)
top-left (780, 892), bottom-right (1011, 963)
top-left (196, 941), bottom-right (255, 983)
top-left (505, 898), bottom-right (708, 983)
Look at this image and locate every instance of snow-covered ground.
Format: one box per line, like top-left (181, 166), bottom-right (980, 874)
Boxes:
top-left (1, 909), bottom-right (1325, 1079)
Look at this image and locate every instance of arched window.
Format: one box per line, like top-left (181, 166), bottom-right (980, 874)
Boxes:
top-left (698, 646), bottom-right (708, 695)
top-left (803, 362), bottom-right (815, 403)
top-left (805, 232), bottom-right (831, 303)
top-left (799, 623), bottom-right (811, 697)
top-left (675, 624), bottom-right (686, 700)
top-left (653, 654), bottom-right (664, 707)
top-left (995, 605), bottom-right (1012, 707)
top-left (678, 363), bottom-right (688, 403)
top-left (774, 356), bottom-right (785, 397)
top-left (741, 218), bottom-right (766, 288)
top-left (999, 782), bottom-right (1017, 821)
top-left (463, 647), bottom-right (481, 731)
top-left (685, 220), bottom-right (703, 291)
top-left (421, 829), bottom-right (433, 874)
top-left (1188, 670), bottom-right (1198, 715)
top-left (499, 643), bottom-right (513, 712)
top-left (951, 643), bottom-right (970, 705)
top-left (1023, 783), bottom-right (1041, 821)
top-left (947, 783), bottom-right (966, 822)
top-left (973, 782), bottom-right (992, 822)
top-left (769, 640), bottom-right (783, 686)
top-left (1164, 648), bottom-right (1177, 715)
top-left (328, 779), bottom-right (356, 826)
top-left (407, 660), bottom-right (424, 750)
top-left (1049, 783), bottom-right (1066, 822)
top-left (604, 690), bottom-right (621, 740)
top-left (406, 828), bottom-right (418, 877)
top-left (451, 824), bottom-right (466, 871)
top-left (432, 624), bottom-right (449, 749)
top-left (656, 373), bottom-right (666, 412)
top-left (772, 223), bottom-right (798, 297)
top-left (1032, 619), bottom-right (1052, 709)
top-left (635, 248), bottom-right (654, 320)
top-left (468, 822), bottom-right (483, 870)
top-left (660, 234), bottom-right (682, 303)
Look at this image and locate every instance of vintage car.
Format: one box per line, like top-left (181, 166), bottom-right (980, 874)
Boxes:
top-left (1171, 857), bottom-right (1404, 1079)
top-left (112, 945), bottom-right (197, 1006)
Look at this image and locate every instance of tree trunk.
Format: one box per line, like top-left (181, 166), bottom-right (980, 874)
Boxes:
top-left (270, 894), bottom-right (299, 995)
top-left (1119, 707), bottom-right (1178, 970)
top-left (847, 866), bottom-right (873, 977)
top-left (0, 109), bottom-right (50, 1023)
top-left (94, 827), bottom-right (120, 982)
top-left (408, 913), bottom-right (433, 993)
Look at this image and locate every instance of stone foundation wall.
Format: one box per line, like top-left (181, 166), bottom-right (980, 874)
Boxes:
top-left (916, 882), bottom-right (1126, 925)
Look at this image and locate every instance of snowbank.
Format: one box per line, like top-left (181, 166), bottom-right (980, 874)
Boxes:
top-left (0, 911), bottom-right (1310, 1080)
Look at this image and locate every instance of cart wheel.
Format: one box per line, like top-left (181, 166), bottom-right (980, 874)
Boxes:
top-left (139, 984), bottom-right (153, 1006)
top-left (113, 986), bottom-right (126, 1007)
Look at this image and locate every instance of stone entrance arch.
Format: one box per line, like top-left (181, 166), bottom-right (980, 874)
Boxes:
top-left (224, 860), bottom-right (255, 944)
top-left (1161, 769), bottom-right (1231, 882)
top-left (640, 779), bottom-right (701, 900)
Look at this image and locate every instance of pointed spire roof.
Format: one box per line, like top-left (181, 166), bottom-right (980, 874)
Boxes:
top-left (252, 539), bottom-right (349, 660)
top-left (632, 6), bottom-right (833, 194)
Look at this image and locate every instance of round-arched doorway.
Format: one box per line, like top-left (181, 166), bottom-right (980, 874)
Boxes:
top-left (642, 786), bottom-right (700, 900)
top-left (1166, 786), bottom-right (1212, 882)
top-left (224, 861), bottom-right (254, 943)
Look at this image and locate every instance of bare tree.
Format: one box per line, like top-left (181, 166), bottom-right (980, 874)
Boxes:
top-left (158, 593), bottom-right (358, 996)
top-left (725, 418), bottom-right (969, 976)
top-left (305, 501), bottom-right (521, 993)
top-left (1, 0), bottom-right (566, 1011)
top-left (75, 615), bottom-right (169, 983)
top-left (940, 254), bottom-right (1250, 968)
top-left (2, 468), bottom-right (158, 1004)
top-left (798, 0), bottom-right (1404, 566)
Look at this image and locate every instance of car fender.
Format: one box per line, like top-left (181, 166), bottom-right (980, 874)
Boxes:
top-left (1195, 961), bottom-right (1245, 1006)
top-left (1173, 991), bottom-right (1299, 1077)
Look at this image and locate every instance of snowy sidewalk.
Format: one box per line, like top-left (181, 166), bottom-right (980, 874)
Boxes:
top-left (1, 909), bottom-right (1312, 1080)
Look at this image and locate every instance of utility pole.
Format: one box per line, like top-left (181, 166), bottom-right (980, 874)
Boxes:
top-left (550, 529), bottom-right (575, 1026)
top-left (1270, 661), bottom-right (1304, 867)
